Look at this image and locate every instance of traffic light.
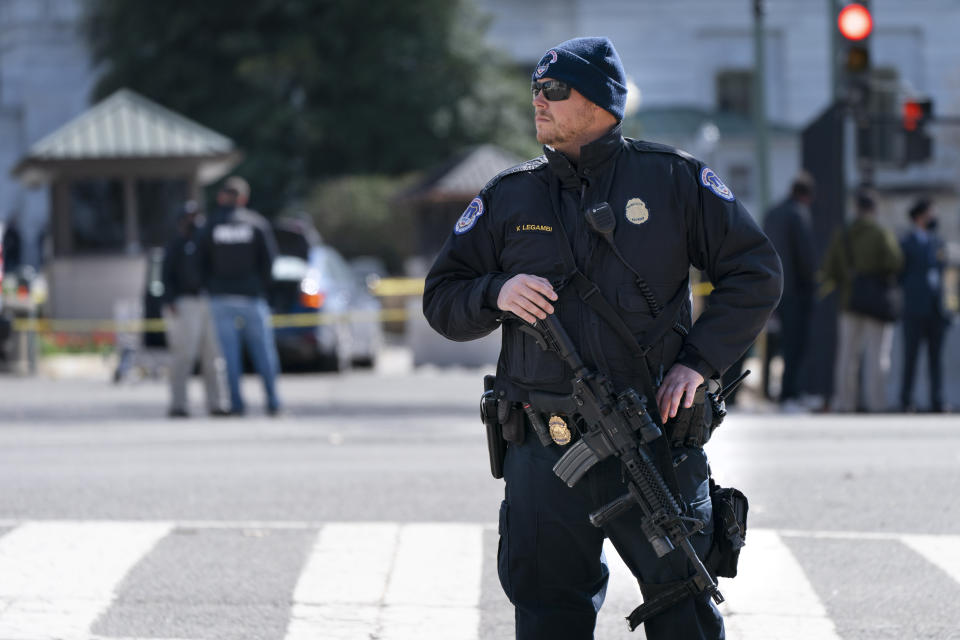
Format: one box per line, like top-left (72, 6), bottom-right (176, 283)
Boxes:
top-left (838, 3), bottom-right (872, 41)
top-left (902, 98), bottom-right (934, 164)
top-left (837, 3), bottom-right (873, 111)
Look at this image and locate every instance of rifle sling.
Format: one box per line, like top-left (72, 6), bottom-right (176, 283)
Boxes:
top-left (545, 179), bottom-right (686, 505)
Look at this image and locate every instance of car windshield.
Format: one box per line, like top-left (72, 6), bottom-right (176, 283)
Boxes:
top-left (274, 228), bottom-right (310, 260)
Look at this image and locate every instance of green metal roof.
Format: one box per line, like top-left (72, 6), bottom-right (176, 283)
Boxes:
top-left (24, 89), bottom-right (236, 160)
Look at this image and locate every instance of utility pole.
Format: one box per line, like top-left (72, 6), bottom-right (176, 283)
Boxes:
top-left (753, 0), bottom-right (770, 217)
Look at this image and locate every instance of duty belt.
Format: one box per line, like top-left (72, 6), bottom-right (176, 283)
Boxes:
top-left (521, 406), bottom-right (579, 447)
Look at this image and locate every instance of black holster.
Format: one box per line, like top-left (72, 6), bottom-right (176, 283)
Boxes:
top-left (481, 375), bottom-right (507, 479)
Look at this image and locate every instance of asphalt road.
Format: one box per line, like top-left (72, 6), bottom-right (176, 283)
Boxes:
top-left (0, 355), bottom-right (958, 639)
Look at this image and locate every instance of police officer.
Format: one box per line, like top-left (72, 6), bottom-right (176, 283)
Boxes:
top-left (199, 176), bottom-right (282, 416)
top-left (423, 37), bottom-right (781, 639)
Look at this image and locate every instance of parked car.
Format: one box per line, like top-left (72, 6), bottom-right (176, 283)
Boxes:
top-left (269, 217), bottom-right (382, 371)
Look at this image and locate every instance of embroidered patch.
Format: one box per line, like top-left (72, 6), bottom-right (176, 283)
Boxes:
top-left (625, 198), bottom-right (650, 225)
top-left (700, 167), bottom-right (735, 201)
top-left (454, 197), bottom-right (484, 235)
top-left (514, 223), bottom-right (553, 233)
top-left (535, 50), bottom-right (558, 78)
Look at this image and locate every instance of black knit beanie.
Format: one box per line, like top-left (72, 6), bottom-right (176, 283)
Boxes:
top-left (532, 37), bottom-right (628, 121)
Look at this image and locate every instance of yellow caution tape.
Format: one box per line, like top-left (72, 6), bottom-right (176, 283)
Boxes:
top-left (10, 280), bottom-right (715, 334)
top-left (371, 277), bottom-right (425, 297)
top-left (10, 308), bottom-right (411, 334)
top-left (691, 281), bottom-right (713, 297)
top-left (372, 278), bottom-right (716, 299)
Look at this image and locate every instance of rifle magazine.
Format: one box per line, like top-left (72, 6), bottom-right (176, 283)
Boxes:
top-left (552, 439), bottom-right (598, 487)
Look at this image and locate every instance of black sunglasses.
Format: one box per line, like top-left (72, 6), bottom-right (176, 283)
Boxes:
top-left (531, 80), bottom-right (571, 101)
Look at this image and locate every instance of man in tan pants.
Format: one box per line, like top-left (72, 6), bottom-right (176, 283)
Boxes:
top-left (162, 202), bottom-right (228, 417)
top-left (822, 190), bottom-right (903, 412)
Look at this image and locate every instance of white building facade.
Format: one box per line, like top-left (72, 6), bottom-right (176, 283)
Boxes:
top-left (0, 0), bottom-right (94, 267)
top-left (477, 0), bottom-right (960, 230)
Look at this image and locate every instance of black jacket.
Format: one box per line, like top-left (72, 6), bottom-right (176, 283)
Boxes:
top-left (199, 206), bottom-right (277, 299)
top-left (762, 197), bottom-right (816, 302)
top-left (162, 227), bottom-right (205, 303)
top-left (423, 126), bottom-right (782, 401)
top-left (899, 230), bottom-right (947, 319)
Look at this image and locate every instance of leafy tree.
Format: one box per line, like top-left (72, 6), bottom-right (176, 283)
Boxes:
top-left (85, 0), bottom-right (535, 214)
top-left (300, 174), bottom-right (417, 274)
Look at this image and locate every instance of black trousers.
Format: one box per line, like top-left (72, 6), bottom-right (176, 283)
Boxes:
top-left (498, 433), bottom-right (724, 640)
top-left (777, 296), bottom-right (812, 401)
top-left (900, 314), bottom-right (947, 409)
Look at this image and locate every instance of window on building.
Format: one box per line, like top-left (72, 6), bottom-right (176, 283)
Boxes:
top-left (69, 179), bottom-right (125, 254)
top-left (862, 66), bottom-right (900, 164)
top-left (716, 69), bottom-right (754, 117)
top-left (727, 164), bottom-right (752, 202)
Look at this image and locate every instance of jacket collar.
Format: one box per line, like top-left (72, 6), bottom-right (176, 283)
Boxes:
top-left (544, 124), bottom-right (623, 187)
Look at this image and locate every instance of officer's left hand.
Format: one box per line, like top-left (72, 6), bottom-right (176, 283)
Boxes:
top-left (655, 364), bottom-right (704, 423)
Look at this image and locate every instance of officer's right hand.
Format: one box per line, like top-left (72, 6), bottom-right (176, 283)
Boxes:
top-left (497, 274), bottom-right (558, 324)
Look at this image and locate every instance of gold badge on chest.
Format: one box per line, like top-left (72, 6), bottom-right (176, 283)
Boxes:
top-left (548, 415), bottom-right (572, 446)
top-left (625, 197), bottom-right (649, 225)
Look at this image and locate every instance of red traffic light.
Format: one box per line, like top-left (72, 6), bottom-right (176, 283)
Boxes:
top-left (903, 99), bottom-right (932, 132)
top-left (838, 4), bottom-right (873, 41)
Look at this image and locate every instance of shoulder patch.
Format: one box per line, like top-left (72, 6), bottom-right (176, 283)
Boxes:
top-left (699, 167), bottom-right (735, 202)
top-left (454, 197), bottom-right (484, 235)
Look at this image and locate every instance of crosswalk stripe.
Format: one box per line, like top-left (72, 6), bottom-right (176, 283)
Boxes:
top-left (901, 534), bottom-right (960, 585)
top-left (381, 523), bottom-right (482, 640)
top-left (284, 523), bottom-right (397, 640)
top-left (0, 521), bottom-right (955, 639)
top-left (0, 521), bottom-right (172, 640)
top-left (719, 529), bottom-right (842, 640)
top-left (284, 523), bottom-right (483, 640)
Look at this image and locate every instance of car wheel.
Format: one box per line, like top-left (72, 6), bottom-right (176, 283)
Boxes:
top-left (351, 355), bottom-right (376, 369)
top-left (315, 348), bottom-right (340, 372)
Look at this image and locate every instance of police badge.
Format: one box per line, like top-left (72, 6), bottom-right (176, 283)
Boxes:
top-left (548, 415), bottom-right (572, 446)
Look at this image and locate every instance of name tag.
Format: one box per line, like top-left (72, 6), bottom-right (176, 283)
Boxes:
top-left (514, 223), bottom-right (553, 233)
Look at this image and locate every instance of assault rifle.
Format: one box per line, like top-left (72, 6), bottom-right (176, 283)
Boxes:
top-left (518, 314), bottom-right (723, 630)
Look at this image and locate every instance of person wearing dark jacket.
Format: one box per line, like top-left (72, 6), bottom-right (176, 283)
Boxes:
top-left (822, 191), bottom-right (903, 412)
top-left (899, 198), bottom-right (950, 412)
top-left (162, 201), bottom-right (227, 417)
top-left (199, 176), bottom-right (281, 416)
top-left (423, 37), bottom-right (781, 640)
top-left (1, 216), bottom-right (21, 274)
top-left (762, 173), bottom-right (817, 406)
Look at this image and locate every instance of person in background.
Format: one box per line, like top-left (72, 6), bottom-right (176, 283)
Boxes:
top-left (2, 213), bottom-right (22, 275)
top-left (762, 172), bottom-right (817, 410)
top-left (161, 201), bottom-right (228, 418)
top-left (898, 197), bottom-right (950, 412)
top-left (821, 189), bottom-right (903, 412)
top-left (199, 177), bottom-right (282, 416)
